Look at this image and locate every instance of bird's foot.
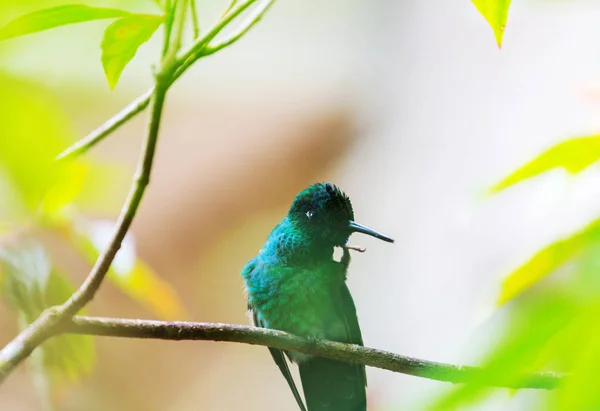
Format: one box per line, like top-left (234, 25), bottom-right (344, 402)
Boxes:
top-left (343, 244), bottom-right (366, 253)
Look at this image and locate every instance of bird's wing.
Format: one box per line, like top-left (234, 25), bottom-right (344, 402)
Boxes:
top-left (298, 278), bottom-right (367, 411)
top-left (336, 282), bottom-right (367, 386)
top-left (252, 310), bottom-right (307, 411)
top-left (243, 258), bottom-right (306, 411)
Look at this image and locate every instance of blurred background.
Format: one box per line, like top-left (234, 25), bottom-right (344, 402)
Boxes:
top-left (2, 0), bottom-right (600, 410)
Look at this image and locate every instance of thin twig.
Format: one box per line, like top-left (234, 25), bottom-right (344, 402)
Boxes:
top-left (61, 78), bottom-right (171, 318)
top-left (168, 0), bottom-right (189, 58)
top-left (56, 89), bottom-right (154, 161)
top-left (175, 0), bottom-right (259, 74)
top-left (190, 0), bottom-right (200, 38)
top-left (222, 0), bottom-right (240, 18)
top-left (202, 0), bottom-right (275, 57)
top-left (161, 0), bottom-right (176, 57)
top-left (64, 316), bottom-right (564, 390)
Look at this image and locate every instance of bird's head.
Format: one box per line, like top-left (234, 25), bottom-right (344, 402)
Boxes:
top-left (287, 182), bottom-right (394, 249)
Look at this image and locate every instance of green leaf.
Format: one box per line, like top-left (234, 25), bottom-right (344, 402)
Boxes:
top-left (0, 74), bottom-right (74, 218)
top-left (498, 237), bottom-right (582, 306)
top-left (472, 0), bottom-right (512, 48)
top-left (0, 5), bottom-right (131, 41)
top-left (497, 218), bottom-right (600, 306)
top-left (0, 243), bottom-right (51, 318)
top-left (0, 243), bottom-right (96, 390)
top-left (40, 161), bottom-right (89, 218)
top-left (551, 307), bottom-right (600, 410)
top-left (430, 293), bottom-right (575, 410)
top-left (101, 14), bottom-right (163, 89)
top-left (0, 73), bottom-right (120, 224)
top-left (37, 270), bottom-right (96, 385)
top-left (432, 236), bottom-right (600, 410)
top-left (490, 135), bottom-right (600, 193)
top-left (66, 219), bottom-right (187, 319)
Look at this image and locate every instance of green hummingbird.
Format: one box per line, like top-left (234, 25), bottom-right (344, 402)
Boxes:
top-left (242, 182), bottom-right (394, 411)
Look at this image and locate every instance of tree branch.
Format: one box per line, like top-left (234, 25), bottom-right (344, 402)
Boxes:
top-left (0, 67), bottom-right (172, 384)
top-left (0, 0), bottom-right (280, 385)
top-left (64, 316), bottom-right (563, 390)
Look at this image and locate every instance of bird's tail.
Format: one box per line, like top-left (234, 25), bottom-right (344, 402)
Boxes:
top-left (299, 357), bottom-right (366, 411)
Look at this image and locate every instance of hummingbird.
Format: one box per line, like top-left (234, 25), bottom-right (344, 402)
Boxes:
top-left (242, 182), bottom-right (394, 411)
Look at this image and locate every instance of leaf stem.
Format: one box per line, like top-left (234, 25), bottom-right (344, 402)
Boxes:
top-left (167, 0), bottom-right (189, 59)
top-left (161, 0), bottom-right (175, 57)
top-left (222, 0), bottom-right (239, 18)
top-left (190, 0), bottom-right (200, 38)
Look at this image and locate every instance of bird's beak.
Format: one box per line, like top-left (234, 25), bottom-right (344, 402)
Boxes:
top-left (348, 221), bottom-right (394, 243)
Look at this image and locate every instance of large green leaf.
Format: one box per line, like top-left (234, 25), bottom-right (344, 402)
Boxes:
top-left (0, 74), bottom-right (74, 218)
top-left (0, 243), bottom-right (96, 390)
top-left (472, 0), bottom-right (512, 47)
top-left (0, 243), bottom-right (50, 318)
top-left (36, 269), bottom-right (96, 385)
top-left (490, 135), bottom-right (600, 193)
top-left (0, 4), bottom-right (131, 41)
top-left (101, 14), bottom-right (163, 88)
top-left (498, 218), bottom-right (600, 306)
top-left (0, 73), bottom-right (118, 224)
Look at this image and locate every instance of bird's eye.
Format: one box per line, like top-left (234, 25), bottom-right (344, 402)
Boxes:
top-left (306, 211), bottom-right (314, 219)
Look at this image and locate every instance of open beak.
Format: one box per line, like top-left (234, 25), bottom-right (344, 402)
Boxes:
top-left (348, 221), bottom-right (394, 243)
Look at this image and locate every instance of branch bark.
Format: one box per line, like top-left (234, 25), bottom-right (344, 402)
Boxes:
top-left (65, 316), bottom-right (563, 390)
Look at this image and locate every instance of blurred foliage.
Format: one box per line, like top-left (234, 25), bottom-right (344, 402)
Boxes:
top-left (0, 71), bottom-right (184, 321)
top-left (0, 1), bottom-right (185, 401)
top-left (472, 0), bottom-right (512, 47)
top-left (490, 135), bottom-right (600, 307)
top-left (0, 244), bottom-right (95, 402)
top-left (430, 288), bottom-right (574, 410)
top-left (490, 135), bottom-right (600, 194)
top-left (498, 217), bottom-right (600, 306)
top-left (432, 131), bottom-right (600, 407)
top-left (430, 6), bottom-right (600, 403)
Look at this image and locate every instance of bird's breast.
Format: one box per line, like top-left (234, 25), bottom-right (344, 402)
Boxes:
top-left (245, 258), bottom-right (346, 342)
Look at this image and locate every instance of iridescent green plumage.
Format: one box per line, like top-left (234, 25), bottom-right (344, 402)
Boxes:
top-left (242, 182), bottom-right (393, 411)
